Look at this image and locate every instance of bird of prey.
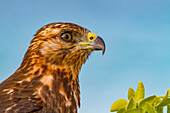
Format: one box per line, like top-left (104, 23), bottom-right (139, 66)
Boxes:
top-left (0, 22), bottom-right (105, 113)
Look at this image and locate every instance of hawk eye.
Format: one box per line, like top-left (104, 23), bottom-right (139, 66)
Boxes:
top-left (61, 33), bottom-right (72, 42)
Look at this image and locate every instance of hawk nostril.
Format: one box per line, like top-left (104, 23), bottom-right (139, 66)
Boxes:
top-left (90, 37), bottom-right (94, 40)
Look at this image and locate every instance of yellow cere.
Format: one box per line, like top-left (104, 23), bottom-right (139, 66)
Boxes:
top-left (67, 32), bottom-right (98, 49)
top-left (87, 32), bottom-right (98, 42)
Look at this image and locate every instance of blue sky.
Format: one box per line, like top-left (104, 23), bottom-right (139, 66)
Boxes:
top-left (0, 0), bottom-right (170, 113)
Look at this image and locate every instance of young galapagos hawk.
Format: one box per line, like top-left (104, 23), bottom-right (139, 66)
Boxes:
top-left (0, 22), bottom-right (105, 113)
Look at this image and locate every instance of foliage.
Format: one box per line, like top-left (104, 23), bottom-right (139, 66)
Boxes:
top-left (110, 81), bottom-right (170, 113)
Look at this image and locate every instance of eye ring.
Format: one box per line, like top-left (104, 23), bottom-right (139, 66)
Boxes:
top-left (60, 33), bottom-right (72, 42)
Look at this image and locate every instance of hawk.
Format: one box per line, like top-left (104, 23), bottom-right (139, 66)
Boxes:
top-left (0, 22), bottom-right (105, 113)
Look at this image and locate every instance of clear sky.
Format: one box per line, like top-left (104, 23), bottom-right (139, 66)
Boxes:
top-left (0, 0), bottom-right (170, 113)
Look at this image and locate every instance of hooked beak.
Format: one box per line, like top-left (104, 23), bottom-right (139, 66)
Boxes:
top-left (77, 36), bottom-right (106, 55)
top-left (89, 36), bottom-right (105, 55)
top-left (67, 35), bottom-right (106, 55)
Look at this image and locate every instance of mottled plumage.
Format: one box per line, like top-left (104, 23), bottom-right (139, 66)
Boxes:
top-left (0, 22), bottom-right (105, 113)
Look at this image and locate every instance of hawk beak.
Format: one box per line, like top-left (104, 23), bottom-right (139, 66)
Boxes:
top-left (89, 36), bottom-right (106, 55)
top-left (69, 35), bottom-right (106, 55)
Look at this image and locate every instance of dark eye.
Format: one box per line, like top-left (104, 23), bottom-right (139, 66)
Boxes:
top-left (60, 33), bottom-right (72, 42)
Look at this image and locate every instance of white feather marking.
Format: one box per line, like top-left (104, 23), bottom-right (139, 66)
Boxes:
top-left (59, 89), bottom-right (68, 101)
top-left (37, 76), bottom-right (53, 100)
top-left (54, 24), bottom-right (61, 27)
top-left (5, 104), bottom-right (17, 113)
top-left (17, 81), bottom-right (23, 84)
top-left (38, 87), bottom-right (42, 95)
top-left (32, 92), bottom-right (37, 96)
top-left (46, 28), bottom-right (50, 30)
top-left (39, 41), bottom-right (59, 55)
top-left (52, 29), bottom-right (60, 34)
top-left (59, 89), bottom-right (72, 107)
top-left (25, 76), bottom-right (32, 82)
top-left (66, 100), bottom-right (72, 107)
top-left (3, 89), bottom-right (14, 94)
top-left (73, 91), bottom-right (78, 106)
top-left (40, 75), bottom-right (53, 85)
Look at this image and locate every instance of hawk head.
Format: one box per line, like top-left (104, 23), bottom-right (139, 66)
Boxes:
top-left (22, 22), bottom-right (105, 74)
top-left (0, 22), bottom-right (105, 113)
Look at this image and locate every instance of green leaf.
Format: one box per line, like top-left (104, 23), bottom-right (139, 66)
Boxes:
top-left (139, 95), bottom-right (157, 108)
top-left (127, 97), bottom-right (136, 110)
top-left (156, 106), bottom-right (163, 113)
top-left (157, 98), bottom-right (170, 107)
top-left (135, 81), bottom-right (145, 102)
top-left (165, 89), bottom-right (170, 98)
top-left (153, 97), bottom-right (162, 107)
top-left (126, 108), bottom-right (144, 113)
top-left (157, 89), bottom-right (170, 108)
top-left (168, 89), bottom-right (170, 97)
top-left (146, 102), bottom-right (156, 113)
top-left (117, 108), bottom-right (126, 113)
top-left (167, 104), bottom-right (170, 113)
top-left (128, 87), bottom-right (135, 100)
top-left (110, 99), bottom-right (128, 112)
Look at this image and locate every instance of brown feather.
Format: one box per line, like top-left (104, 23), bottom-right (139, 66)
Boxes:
top-left (0, 22), bottom-right (92, 113)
